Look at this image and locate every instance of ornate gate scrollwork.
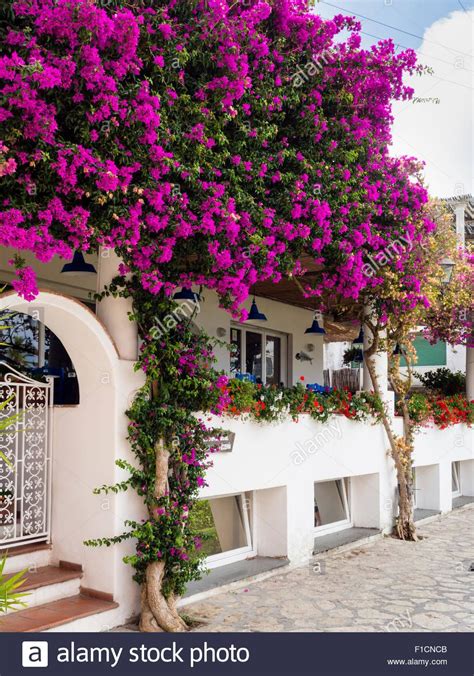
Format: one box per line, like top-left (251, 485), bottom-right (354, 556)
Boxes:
top-left (0, 363), bottom-right (53, 547)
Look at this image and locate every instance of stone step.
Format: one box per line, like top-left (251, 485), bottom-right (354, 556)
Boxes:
top-left (3, 565), bottom-right (83, 613)
top-left (1, 543), bottom-right (52, 574)
top-left (0, 594), bottom-right (119, 632)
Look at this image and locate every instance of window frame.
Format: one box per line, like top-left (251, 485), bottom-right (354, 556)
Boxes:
top-left (412, 468), bottom-right (418, 508)
top-left (230, 323), bottom-right (288, 386)
top-left (452, 461), bottom-right (461, 498)
top-left (201, 492), bottom-right (256, 569)
top-left (313, 478), bottom-right (352, 537)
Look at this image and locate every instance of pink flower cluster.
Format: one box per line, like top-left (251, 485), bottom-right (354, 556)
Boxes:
top-left (0, 0), bottom-right (438, 316)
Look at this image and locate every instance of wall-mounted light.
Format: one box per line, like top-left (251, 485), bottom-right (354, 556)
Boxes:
top-left (440, 258), bottom-right (455, 284)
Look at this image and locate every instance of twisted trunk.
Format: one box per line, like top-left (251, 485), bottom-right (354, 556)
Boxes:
top-left (139, 438), bottom-right (188, 632)
top-left (394, 390), bottom-right (417, 541)
top-left (364, 328), bottom-right (417, 542)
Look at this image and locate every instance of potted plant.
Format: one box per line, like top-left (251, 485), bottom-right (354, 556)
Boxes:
top-left (342, 346), bottom-right (363, 366)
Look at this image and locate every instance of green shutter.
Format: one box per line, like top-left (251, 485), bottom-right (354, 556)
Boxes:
top-left (400, 337), bottom-right (447, 367)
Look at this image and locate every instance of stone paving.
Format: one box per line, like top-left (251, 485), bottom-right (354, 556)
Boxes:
top-left (186, 507), bottom-right (474, 632)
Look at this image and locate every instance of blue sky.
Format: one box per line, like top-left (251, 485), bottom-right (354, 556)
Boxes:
top-left (314, 0), bottom-right (474, 198)
top-left (316, 0), bottom-right (474, 50)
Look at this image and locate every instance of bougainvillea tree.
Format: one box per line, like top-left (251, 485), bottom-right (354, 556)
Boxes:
top-left (357, 200), bottom-right (473, 540)
top-left (1, 0), bottom-right (471, 629)
top-left (0, 0), bottom-right (426, 305)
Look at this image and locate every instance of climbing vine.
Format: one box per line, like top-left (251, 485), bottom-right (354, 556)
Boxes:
top-left (85, 291), bottom-right (231, 629)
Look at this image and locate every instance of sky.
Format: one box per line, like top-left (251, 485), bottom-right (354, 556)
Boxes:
top-left (314, 0), bottom-right (474, 198)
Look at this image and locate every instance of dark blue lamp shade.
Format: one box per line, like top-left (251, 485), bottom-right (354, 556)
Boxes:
top-left (61, 251), bottom-right (96, 276)
top-left (304, 316), bottom-right (325, 334)
top-left (247, 298), bottom-right (267, 321)
top-left (173, 287), bottom-right (201, 302)
top-left (393, 343), bottom-right (403, 355)
top-left (354, 327), bottom-right (364, 344)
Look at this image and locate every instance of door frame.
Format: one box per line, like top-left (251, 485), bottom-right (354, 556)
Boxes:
top-left (230, 323), bottom-right (289, 386)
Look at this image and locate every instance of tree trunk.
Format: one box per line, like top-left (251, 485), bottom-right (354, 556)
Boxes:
top-left (395, 394), bottom-right (417, 541)
top-left (139, 438), bottom-right (189, 632)
top-left (364, 349), bottom-right (417, 542)
top-left (395, 464), bottom-right (417, 541)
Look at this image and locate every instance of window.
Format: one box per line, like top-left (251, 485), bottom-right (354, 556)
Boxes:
top-left (452, 462), bottom-right (461, 498)
top-left (230, 325), bottom-right (287, 385)
top-left (230, 328), bottom-right (242, 376)
top-left (245, 331), bottom-right (263, 382)
top-left (412, 468), bottom-right (418, 508)
top-left (265, 334), bottom-right (282, 386)
top-left (189, 493), bottom-right (253, 568)
top-left (0, 311), bottom-right (79, 405)
top-left (314, 479), bottom-right (351, 536)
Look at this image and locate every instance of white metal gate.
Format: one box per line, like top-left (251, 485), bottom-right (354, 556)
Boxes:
top-left (0, 363), bottom-right (53, 548)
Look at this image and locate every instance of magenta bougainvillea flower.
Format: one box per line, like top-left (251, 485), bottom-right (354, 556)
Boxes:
top-left (0, 0), bottom-right (436, 316)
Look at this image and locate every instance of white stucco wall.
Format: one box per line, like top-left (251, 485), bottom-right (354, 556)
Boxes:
top-left (412, 422), bottom-right (473, 513)
top-left (0, 248), bottom-right (97, 303)
top-left (200, 414), bottom-right (392, 561)
top-left (325, 335), bottom-right (466, 379)
top-left (446, 343), bottom-right (466, 373)
top-left (324, 341), bottom-right (351, 371)
top-left (200, 412), bottom-right (473, 565)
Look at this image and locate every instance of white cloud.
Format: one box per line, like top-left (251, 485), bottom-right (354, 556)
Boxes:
top-left (391, 9), bottom-right (473, 199)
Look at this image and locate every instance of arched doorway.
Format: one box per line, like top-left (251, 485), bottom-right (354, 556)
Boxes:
top-left (0, 309), bottom-right (85, 547)
top-left (0, 290), bottom-right (125, 596)
top-left (0, 290), bottom-right (147, 627)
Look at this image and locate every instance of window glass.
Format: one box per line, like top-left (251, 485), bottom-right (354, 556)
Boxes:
top-left (230, 324), bottom-right (287, 385)
top-left (0, 311), bottom-right (79, 405)
top-left (245, 331), bottom-right (263, 383)
top-left (452, 462), bottom-right (460, 494)
top-left (265, 335), bottom-right (281, 386)
top-left (230, 328), bottom-right (242, 376)
top-left (314, 480), bottom-right (347, 528)
top-left (190, 496), bottom-right (248, 557)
